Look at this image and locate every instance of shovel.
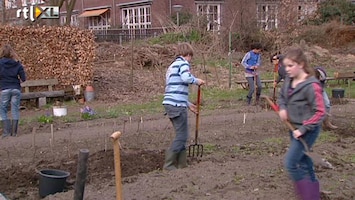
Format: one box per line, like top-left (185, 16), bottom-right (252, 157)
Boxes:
top-left (188, 85), bottom-right (203, 157)
top-left (262, 95), bottom-right (333, 169)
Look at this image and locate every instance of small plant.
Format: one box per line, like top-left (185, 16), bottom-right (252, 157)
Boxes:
top-left (37, 115), bottom-right (54, 124)
top-left (80, 106), bottom-right (95, 120)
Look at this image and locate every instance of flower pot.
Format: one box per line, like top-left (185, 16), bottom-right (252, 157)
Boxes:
top-left (332, 88), bottom-right (345, 98)
top-left (38, 169), bottom-right (70, 198)
top-left (84, 85), bottom-right (95, 102)
top-left (53, 106), bottom-right (67, 117)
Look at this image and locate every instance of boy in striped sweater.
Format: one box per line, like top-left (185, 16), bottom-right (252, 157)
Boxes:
top-left (162, 43), bottom-right (205, 170)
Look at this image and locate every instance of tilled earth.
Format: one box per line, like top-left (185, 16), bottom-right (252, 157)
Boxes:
top-left (1, 42), bottom-right (354, 200)
top-left (0, 102), bottom-right (354, 200)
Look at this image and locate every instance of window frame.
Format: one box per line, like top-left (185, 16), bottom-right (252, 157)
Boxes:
top-left (121, 5), bottom-right (152, 29)
top-left (256, 3), bottom-right (278, 30)
top-left (196, 3), bottom-right (221, 32)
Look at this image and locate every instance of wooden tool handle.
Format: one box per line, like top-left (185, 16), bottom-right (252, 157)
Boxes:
top-left (111, 131), bottom-right (123, 200)
top-left (110, 131), bottom-right (122, 141)
top-left (262, 95), bottom-right (311, 152)
top-left (195, 85), bottom-right (201, 144)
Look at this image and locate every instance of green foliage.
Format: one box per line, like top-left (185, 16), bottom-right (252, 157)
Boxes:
top-left (37, 115), bottom-right (54, 124)
top-left (317, 0), bottom-right (355, 25)
top-left (171, 11), bottom-right (193, 26)
top-left (81, 113), bottom-right (95, 120)
top-left (148, 29), bottom-right (203, 45)
top-left (317, 131), bottom-right (338, 143)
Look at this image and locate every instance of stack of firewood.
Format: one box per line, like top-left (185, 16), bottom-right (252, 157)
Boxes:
top-left (0, 26), bottom-right (96, 88)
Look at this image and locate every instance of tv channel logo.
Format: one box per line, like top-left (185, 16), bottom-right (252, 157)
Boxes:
top-left (16, 6), bottom-right (59, 22)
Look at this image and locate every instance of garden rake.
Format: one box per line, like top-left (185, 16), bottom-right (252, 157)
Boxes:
top-left (188, 85), bottom-right (203, 157)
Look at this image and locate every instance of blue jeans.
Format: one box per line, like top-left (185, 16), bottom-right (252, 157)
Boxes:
top-left (0, 89), bottom-right (21, 120)
top-left (164, 105), bottom-right (189, 153)
top-left (284, 126), bottom-right (320, 182)
top-left (246, 76), bottom-right (262, 99)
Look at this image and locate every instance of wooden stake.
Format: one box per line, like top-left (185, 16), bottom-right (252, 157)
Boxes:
top-left (32, 127), bottom-right (36, 148)
top-left (123, 120), bottom-right (126, 133)
top-left (243, 113), bottom-right (246, 124)
top-left (110, 131), bottom-right (123, 200)
top-left (50, 124), bottom-right (54, 145)
top-left (74, 149), bottom-right (89, 200)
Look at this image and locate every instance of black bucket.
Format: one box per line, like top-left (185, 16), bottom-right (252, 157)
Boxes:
top-left (332, 88), bottom-right (345, 98)
top-left (38, 169), bottom-right (70, 198)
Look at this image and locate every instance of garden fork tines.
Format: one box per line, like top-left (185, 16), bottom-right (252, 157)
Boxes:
top-left (188, 85), bottom-right (203, 157)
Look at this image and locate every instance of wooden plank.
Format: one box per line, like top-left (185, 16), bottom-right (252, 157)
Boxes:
top-left (334, 72), bottom-right (355, 79)
top-left (25, 87), bottom-right (30, 93)
top-left (21, 90), bottom-right (65, 100)
top-left (21, 79), bottom-right (58, 87)
top-left (235, 79), bottom-right (281, 84)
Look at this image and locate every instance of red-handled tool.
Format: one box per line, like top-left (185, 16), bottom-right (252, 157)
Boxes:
top-left (188, 85), bottom-right (203, 157)
top-left (261, 95), bottom-right (331, 167)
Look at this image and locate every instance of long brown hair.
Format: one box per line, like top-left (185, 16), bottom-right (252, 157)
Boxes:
top-left (283, 47), bottom-right (314, 76)
top-left (0, 44), bottom-right (19, 61)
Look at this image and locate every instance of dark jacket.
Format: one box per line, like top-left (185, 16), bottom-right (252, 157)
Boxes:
top-left (278, 76), bottom-right (325, 135)
top-left (276, 64), bottom-right (286, 83)
top-left (0, 58), bottom-right (26, 90)
top-left (276, 55), bottom-right (286, 83)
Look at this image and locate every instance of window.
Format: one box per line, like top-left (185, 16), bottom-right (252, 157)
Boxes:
top-left (88, 12), bottom-right (111, 30)
top-left (257, 4), bottom-right (278, 30)
top-left (60, 14), bottom-right (79, 27)
top-left (5, 0), bottom-right (17, 9)
top-left (297, 3), bottom-right (318, 22)
top-left (21, 0), bottom-right (45, 6)
top-left (196, 3), bottom-right (221, 32)
top-left (122, 5), bottom-right (151, 29)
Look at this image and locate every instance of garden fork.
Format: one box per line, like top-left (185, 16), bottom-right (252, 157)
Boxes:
top-left (188, 85), bottom-right (203, 157)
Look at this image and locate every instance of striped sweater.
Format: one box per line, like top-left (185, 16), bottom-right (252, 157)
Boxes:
top-left (162, 56), bottom-right (197, 107)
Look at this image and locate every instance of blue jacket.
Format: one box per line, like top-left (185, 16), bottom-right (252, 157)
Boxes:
top-left (0, 58), bottom-right (26, 90)
top-left (241, 50), bottom-right (261, 74)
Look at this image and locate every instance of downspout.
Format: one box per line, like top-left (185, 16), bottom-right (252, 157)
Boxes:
top-left (81, 0), bottom-right (84, 28)
top-left (169, 0), bottom-right (171, 16)
top-left (112, 0), bottom-right (116, 27)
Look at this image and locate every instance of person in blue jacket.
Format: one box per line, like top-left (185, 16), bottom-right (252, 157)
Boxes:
top-left (241, 43), bottom-right (263, 105)
top-left (0, 44), bottom-right (26, 138)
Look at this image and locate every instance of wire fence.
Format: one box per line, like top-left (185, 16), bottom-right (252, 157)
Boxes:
top-left (93, 28), bottom-right (166, 44)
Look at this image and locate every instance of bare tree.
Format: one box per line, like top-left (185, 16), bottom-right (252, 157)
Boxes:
top-left (49, 0), bottom-right (76, 26)
top-left (1, 0), bottom-right (5, 24)
top-left (64, 0), bottom-right (76, 26)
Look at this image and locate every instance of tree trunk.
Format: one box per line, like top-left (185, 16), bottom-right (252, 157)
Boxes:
top-left (2, 0), bottom-right (6, 25)
top-left (49, 0), bottom-right (65, 26)
top-left (65, 0), bottom-right (76, 26)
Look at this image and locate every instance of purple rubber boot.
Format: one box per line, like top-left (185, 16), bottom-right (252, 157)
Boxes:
top-left (294, 179), bottom-right (320, 200)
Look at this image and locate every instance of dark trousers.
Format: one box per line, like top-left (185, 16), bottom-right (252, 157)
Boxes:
top-left (246, 76), bottom-right (262, 99)
top-left (164, 105), bottom-right (189, 153)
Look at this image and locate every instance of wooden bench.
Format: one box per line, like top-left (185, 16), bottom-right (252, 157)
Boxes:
top-left (235, 79), bottom-right (281, 90)
top-left (21, 79), bottom-right (65, 107)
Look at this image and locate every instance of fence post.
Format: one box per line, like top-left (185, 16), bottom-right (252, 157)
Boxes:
top-left (119, 33), bottom-right (123, 46)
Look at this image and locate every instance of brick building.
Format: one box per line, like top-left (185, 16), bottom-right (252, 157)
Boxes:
top-left (3, 0), bottom-right (322, 32)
